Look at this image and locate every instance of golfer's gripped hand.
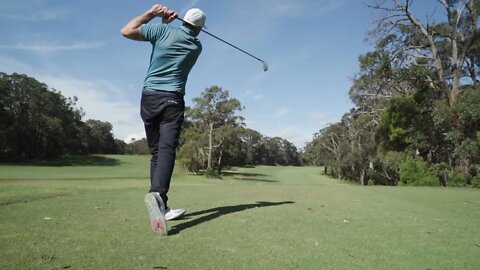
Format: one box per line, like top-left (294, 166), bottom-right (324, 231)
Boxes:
top-left (147, 4), bottom-right (177, 24)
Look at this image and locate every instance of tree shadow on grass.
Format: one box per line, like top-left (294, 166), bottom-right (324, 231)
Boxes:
top-left (221, 171), bottom-right (277, 183)
top-left (222, 171), bottom-right (268, 178)
top-left (3, 155), bottom-right (122, 167)
top-left (169, 201), bottom-right (295, 235)
top-left (231, 177), bottom-right (278, 183)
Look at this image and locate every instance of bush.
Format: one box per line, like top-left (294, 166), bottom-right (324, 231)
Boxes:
top-left (178, 157), bottom-right (202, 174)
top-left (205, 167), bottom-right (220, 178)
top-left (447, 171), bottom-right (467, 187)
top-left (367, 152), bottom-right (405, 186)
top-left (431, 162), bottom-right (451, 187)
top-left (472, 174), bottom-right (480, 188)
top-left (399, 158), bottom-right (439, 186)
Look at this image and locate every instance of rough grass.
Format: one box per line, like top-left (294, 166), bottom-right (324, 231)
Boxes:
top-left (0, 155), bottom-right (479, 269)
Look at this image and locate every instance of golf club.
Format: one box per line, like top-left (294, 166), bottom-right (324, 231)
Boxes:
top-left (176, 17), bottom-right (268, 72)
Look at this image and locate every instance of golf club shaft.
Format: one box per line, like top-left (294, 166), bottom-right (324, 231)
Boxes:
top-left (176, 17), bottom-right (266, 64)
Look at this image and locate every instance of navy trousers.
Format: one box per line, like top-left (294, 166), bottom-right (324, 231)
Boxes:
top-left (140, 89), bottom-right (185, 208)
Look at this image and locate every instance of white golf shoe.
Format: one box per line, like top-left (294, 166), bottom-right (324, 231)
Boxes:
top-left (165, 207), bottom-right (186, 221)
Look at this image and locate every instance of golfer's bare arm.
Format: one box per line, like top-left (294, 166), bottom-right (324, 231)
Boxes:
top-left (121, 4), bottom-right (177, 41)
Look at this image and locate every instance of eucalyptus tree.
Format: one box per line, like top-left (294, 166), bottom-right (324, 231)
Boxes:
top-left (309, 123), bottom-right (349, 179)
top-left (239, 128), bottom-right (265, 165)
top-left (84, 119), bottom-right (117, 154)
top-left (183, 86), bottom-right (244, 174)
top-left (0, 73), bottom-right (85, 160)
top-left (367, 0), bottom-right (479, 106)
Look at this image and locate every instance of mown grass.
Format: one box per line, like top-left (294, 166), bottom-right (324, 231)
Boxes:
top-left (0, 155), bottom-right (479, 269)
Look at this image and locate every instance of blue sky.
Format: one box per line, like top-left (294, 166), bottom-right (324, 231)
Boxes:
top-left (0, 0), bottom-right (436, 148)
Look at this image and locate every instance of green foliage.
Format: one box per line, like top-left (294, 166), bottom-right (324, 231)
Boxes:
top-left (178, 128), bottom-right (206, 173)
top-left (0, 73), bottom-right (85, 160)
top-left (380, 151), bottom-right (406, 185)
top-left (306, 0), bottom-right (480, 187)
top-left (179, 86), bottom-right (301, 175)
top-left (0, 72), bottom-right (126, 160)
top-left (114, 139), bottom-right (127, 154)
top-left (189, 85), bottom-right (244, 128)
top-left (431, 162), bottom-right (451, 187)
top-left (178, 156), bottom-right (203, 174)
top-left (182, 86), bottom-right (244, 173)
top-left (204, 166), bottom-right (219, 178)
top-left (84, 119), bottom-right (117, 154)
top-left (125, 138), bottom-right (149, 155)
top-left (304, 110), bottom-right (383, 185)
top-left (349, 50), bottom-right (393, 111)
top-left (448, 171), bottom-right (468, 187)
top-left (455, 138), bottom-right (480, 164)
top-left (239, 128), bottom-right (265, 165)
top-left (399, 158), bottom-right (439, 186)
top-left (381, 96), bottom-right (418, 151)
top-left (456, 89), bottom-right (480, 137)
top-left (472, 173), bottom-right (480, 188)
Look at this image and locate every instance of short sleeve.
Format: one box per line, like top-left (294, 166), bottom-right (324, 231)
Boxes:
top-left (140, 23), bottom-right (167, 43)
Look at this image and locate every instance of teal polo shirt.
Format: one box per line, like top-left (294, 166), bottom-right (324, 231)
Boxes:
top-left (140, 23), bottom-right (202, 95)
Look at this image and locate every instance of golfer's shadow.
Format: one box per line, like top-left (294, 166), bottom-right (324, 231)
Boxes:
top-left (169, 201), bottom-right (295, 235)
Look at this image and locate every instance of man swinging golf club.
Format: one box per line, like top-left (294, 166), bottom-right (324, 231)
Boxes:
top-left (121, 4), bottom-right (205, 236)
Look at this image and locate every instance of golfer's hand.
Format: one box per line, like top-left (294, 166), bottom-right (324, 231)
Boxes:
top-left (147, 4), bottom-right (177, 24)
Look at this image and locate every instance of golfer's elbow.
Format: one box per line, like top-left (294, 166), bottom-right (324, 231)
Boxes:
top-left (121, 27), bottom-right (142, 41)
top-left (120, 27), bottom-right (131, 38)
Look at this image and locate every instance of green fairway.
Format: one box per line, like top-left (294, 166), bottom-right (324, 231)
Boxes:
top-left (1, 155), bottom-right (479, 269)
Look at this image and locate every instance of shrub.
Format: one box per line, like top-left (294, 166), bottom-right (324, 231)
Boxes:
top-left (472, 174), bottom-right (480, 188)
top-left (399, 158), bottom-right (439, 186)
top-left (205, 166), bottom-right (220, 178)
top-left (179, 157), bottom-right (202, 174)
top-left (447, 171), bottom-right (467, 187)
top-left (431, 162), bottom-right (451, 187)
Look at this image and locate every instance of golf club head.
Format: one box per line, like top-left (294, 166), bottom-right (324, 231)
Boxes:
top-left (263, 62), bottom-right (268, 72)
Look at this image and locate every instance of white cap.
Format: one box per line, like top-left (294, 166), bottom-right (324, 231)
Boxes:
top-left (183, 8), bottom-right (206, 28)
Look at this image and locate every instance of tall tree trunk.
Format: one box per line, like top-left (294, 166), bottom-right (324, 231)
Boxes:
top-left (207, 122), bottom-right (213, 169)
top-left (217, 149), bottom-right (223, 174)
top-left (468, 57), bottom-right (478, 87)
top-left (360, 167), bottom-right (366, 186)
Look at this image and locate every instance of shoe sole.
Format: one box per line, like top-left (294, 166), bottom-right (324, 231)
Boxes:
top-left (144, 193), bottom-right (167, 236)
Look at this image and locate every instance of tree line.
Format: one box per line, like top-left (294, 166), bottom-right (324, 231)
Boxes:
top-left (303, 0), bottom-right (480, 187)
top-left (178, 85), bottom-right (301, 176)
top-left (0, 73), bottom-right (122, 160)
top-left (0, 73), bottom-right (301, 173)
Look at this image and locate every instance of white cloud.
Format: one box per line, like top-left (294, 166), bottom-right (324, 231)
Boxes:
top-left (0, 1), bottom-right (70, 21)
top-left (244, 89), bottom-right (264, 100)
top-left (275, 108), bottom-right (289, 118)
top-left (248, 110), bottom-right (341, 149)
top-left (0, 56), bottom-right (33, 73)
top-left (124, 132), bottom-right (147, 143)
top-left (315, 0), bottom-right (349, 15)
top-left (264, 126), bottom-right (312, 149)
top-left (0, 42), bottom-right (105, 54)
top-left (38, 76), bottom-right (143, 141)
top-left (253, 94), bottom-right (264, 100)
top-left (309, 112), bottom-right (338, 128)
top-left (0, 10), bottom-right (69, 21)
top-left (227, 0), bottom-right (348, 38)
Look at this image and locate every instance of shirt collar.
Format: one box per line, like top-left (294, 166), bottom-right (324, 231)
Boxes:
top-left (180, 26), bottom-right (195, 36)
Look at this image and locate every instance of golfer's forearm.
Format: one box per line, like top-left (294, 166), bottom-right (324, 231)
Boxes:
top-left (121, 12), bottom-right (155, 40)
